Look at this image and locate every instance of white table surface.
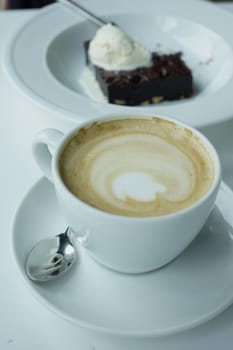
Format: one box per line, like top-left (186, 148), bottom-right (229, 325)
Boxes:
top-left (1, 3), bottom-right (233, 349)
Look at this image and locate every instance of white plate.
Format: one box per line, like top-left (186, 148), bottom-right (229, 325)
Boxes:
top-left (4, 1), bottom-right (233, 128)
top-left (11, 178), bottom-right (233, 337)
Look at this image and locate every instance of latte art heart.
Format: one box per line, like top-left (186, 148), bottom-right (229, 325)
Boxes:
top-left (60, 118), bottom-right (214, 217)
top-left (112, 172), bottom-right (166, 202)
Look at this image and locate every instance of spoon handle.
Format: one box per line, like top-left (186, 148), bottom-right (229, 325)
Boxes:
top-left (58, 0), bottom-right (107, 27)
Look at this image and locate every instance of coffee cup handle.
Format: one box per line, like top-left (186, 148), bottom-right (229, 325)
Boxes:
top-left (33, 129), bottom-right (64, 181)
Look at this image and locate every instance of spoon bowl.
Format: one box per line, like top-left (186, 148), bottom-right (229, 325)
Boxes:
top-left (26, 227), bottom-right (76, 282)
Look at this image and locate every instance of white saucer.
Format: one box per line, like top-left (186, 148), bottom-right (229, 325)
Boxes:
top-left (5, 1), bottom-right (233, 128)
top-left (11, 178), bottom-right (233, 337)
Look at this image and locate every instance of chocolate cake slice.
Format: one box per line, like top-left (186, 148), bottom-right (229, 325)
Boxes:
top-left (84, 41), bottom-right (193, 106)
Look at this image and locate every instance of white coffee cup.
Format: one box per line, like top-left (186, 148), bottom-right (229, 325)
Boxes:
top-left (33, 113), bottom-right (221, 273)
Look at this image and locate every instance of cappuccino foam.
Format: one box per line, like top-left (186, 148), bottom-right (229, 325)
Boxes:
top-left (59, 118), bottom-right (215, 217)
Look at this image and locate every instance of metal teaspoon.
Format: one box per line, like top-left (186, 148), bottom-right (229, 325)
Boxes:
top-left (26, 227), bottom-right (76, 282)
top-left (58, 0), bottom-right (107, 27)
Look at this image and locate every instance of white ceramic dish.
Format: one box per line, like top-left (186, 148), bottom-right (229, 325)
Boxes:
top-left (5, 0), bottom-right (233, 128)
top-left (11, 178), bottom-right (233, 337)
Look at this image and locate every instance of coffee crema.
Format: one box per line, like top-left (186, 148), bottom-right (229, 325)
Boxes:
top-left (59, 118), bottom-right (215, 217)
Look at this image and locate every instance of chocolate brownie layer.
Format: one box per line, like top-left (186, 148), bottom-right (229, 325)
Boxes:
top-left (84, 41), bottom-right (193, 106)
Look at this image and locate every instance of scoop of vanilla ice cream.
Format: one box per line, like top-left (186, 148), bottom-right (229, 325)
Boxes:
top-left (88, 23), bottom-right (152, 71)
